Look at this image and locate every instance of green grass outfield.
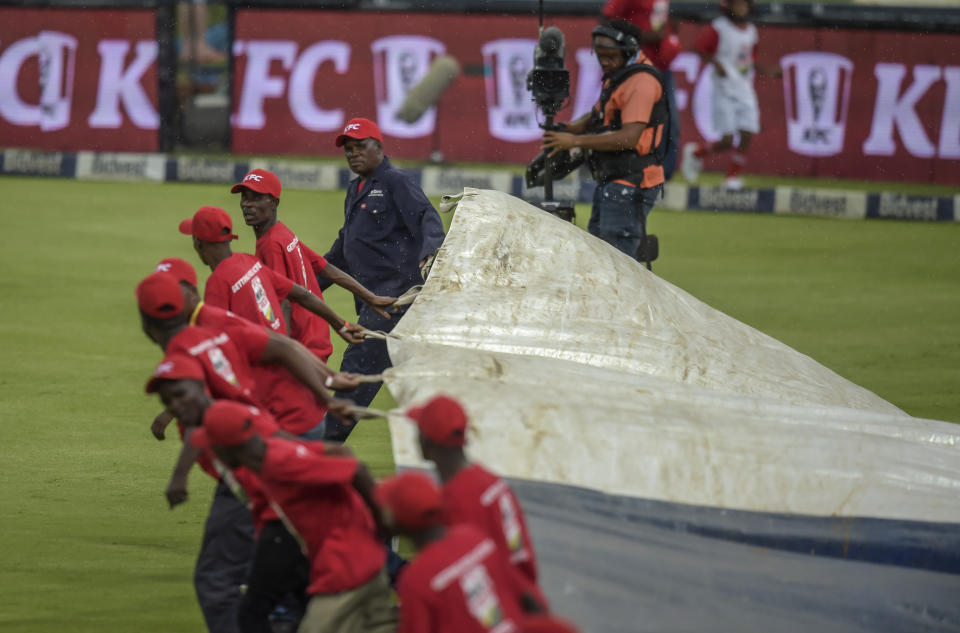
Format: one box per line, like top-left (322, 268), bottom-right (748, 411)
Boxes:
top-left (1, 175), bottom-right (958, 631)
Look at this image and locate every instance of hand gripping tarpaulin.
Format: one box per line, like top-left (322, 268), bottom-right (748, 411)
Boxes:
top-left (379, 189), bottom-right (960, 632)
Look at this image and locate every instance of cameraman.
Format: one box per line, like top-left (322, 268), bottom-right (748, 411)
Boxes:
top-left (542, 19), bottom-right (667, 262)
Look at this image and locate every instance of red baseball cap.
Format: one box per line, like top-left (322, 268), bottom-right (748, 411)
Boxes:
top-left (155, 257), bottom-right (198, 287)
top-left (375, 471), bottom-right (444, 530)
top-left (178, 206), bottom-right (238, 243)
top-left (231, 169), bottom-right (281, 198)
top-left (189, 401), bottom-right (259, 450)
top-left (406, 394), bottom-right (468, 447)
top-left (136, 272), bottom-right (185, 319)
top-left (520, 616), bottom-right (581, 633)
top-left (145, 353), bottom-right (205, 394)
top-left (335, 117), bottom-right (383, 147)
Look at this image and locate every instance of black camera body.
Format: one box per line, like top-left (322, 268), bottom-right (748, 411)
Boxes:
top-left (525, 26), bottom-right (576, 221)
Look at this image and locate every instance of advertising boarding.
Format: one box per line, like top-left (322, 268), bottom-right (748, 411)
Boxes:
top-left (0, 8), bottom-right (159, 152)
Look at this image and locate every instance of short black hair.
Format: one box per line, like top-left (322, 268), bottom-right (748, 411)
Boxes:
top-left (139, 308), bottom-right (188, 334)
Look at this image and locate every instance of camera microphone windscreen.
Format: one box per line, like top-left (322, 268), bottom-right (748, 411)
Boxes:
top-left (535, 26), bottom-right (565, 68)
top-left (395, 55), bottom-right (461, 125)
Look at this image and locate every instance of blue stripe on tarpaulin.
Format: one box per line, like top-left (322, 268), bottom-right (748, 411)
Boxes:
top-left (1, 148), bottom-right (954, 222)
top-left (508, 477), bottom-right (960, 575)
top-left (506, 477), bottom-right (960, 633)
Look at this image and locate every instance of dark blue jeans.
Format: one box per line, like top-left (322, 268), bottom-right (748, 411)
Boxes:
top-left (195, 481), bottom-right (255, 633)
top-left (589, 182), bottom-right (662, 261)
top-left (659, 69), bottom-right (681, 181)
top-left (323, 304), bottom-right (407, 443)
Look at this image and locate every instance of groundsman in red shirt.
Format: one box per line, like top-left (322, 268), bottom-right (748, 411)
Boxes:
top-left (136, 271), bottom-right (358, 506)
top-left (231, 168), bottom-right (397, 362)
top-left (178, 205), bottom-right (367, 347)
top-left (147, 257), bottom-right (360, 442)
top-left (146, 361), bottom-right (312, 633)
top-left (375, 471), bottom-right (547, 633)
top-left (406, 395), bottom-right (544, 595)
top-left (190, 401), bottom-right (396, 633)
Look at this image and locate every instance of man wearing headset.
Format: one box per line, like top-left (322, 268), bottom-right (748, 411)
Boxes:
top-left (542, 19), bottom-right (667, 264)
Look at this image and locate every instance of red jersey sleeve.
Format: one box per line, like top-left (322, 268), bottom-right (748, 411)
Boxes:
top-left (262, 267), bottom-right (294, 302)
top-left (262, 439), bottom-right (358, 486)
top-left (222, 321), bottom-right (271, 365)
top-left (396, 575), bottom-right (433, 633)
top-left (203, 275), bottom-right (231, 311)
top-left (694, 25), bottom-right (719, 56)
top-left (300, 242), bottom-right (329, 274)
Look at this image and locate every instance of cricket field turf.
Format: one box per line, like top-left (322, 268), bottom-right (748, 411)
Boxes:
top-left (0, 175), bottom-right (957, 631)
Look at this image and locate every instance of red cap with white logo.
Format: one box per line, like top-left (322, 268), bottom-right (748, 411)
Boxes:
top-left (335, 117), bottom-right (383, 147)
top-left (145, 354), bottom-right (205, 394)
top-left (155, 257), bottom-right (198, 287)
top-left (231, 169), bottom-right (281, 198)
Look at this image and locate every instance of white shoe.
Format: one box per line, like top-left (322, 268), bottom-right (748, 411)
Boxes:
top-left (681, 142), bottom-right (702, 183)
top-left (723, 176), bottom-right (743, 190)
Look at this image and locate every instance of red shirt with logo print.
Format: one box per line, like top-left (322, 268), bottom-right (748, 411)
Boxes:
top-left (257, 437), bottom-right (385, 595)
top-left (189, 303), bottom-right (327, 435)
top-left (443, 464), bottom-right (541, 590)
top-left (203, 252), bottom-right (293, 335)
top-left (396, 525), bottom-right (530, 633)
top-left (256, 222), bottom-right (333, 362)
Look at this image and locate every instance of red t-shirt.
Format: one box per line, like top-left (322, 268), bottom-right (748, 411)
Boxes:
top-left (197, 403), bottom-right (281, 533)
top-left (192, 303), bottom-right (328, 435)
top-left (396, 525), bottom-right (530, 633)
top-left (603, 0), bottom-right (676, 70)
top-left (165, 323), bottom-right (266, 407)
top-left (258, 437), bottom-right (385, 595)
top-left (443, 465), bottom-right (540, 587)
top-left (203, 252), bottom-right (294, 335)
top-left (256, 222), bottom-right (333, 362)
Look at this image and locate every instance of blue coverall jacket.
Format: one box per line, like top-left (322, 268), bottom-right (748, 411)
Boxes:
top-left (322, 156), bottom-right (445, 314)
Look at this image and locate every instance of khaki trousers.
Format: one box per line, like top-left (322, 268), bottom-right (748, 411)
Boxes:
top-left (298, 569), bottom-right (396, 633)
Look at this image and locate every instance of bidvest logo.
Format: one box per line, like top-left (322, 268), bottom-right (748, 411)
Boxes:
top-left (781, 52), bottom-right (854, 157)
top-left (371, 35), bottom-right (445, 138)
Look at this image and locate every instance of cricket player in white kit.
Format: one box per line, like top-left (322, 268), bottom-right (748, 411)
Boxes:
top-left (682, 0), bottom-right (782, 189)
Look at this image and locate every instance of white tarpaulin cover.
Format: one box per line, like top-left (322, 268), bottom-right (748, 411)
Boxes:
top-left (382, 188), bottom-right (960, 524)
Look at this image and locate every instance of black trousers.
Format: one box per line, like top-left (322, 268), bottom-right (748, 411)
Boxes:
top-left (195, 481), bottom-right (256, 633)
top-left (238, 520), bottom-right (310, 633)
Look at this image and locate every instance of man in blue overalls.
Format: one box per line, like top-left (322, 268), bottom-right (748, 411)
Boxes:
top-left (320, 117), bottom-right (445, 442)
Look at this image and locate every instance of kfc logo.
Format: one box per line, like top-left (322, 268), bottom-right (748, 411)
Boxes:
top-left (343, 123), bottom-right (360, 132)
top-left (155, 361), bottom-right (174, 376)
top-left (371, 35), bottom-right (445, 138)
top-left (481, 39), bottom-right (540, 142)
top-left (233, 39), bottom-right (350, 132)
top-left (0, 31), bottom-right (77, 131)
top-left (244, 173), bottom-right (263, 182)
top-left (782, 52), bottom-right (853, 157)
